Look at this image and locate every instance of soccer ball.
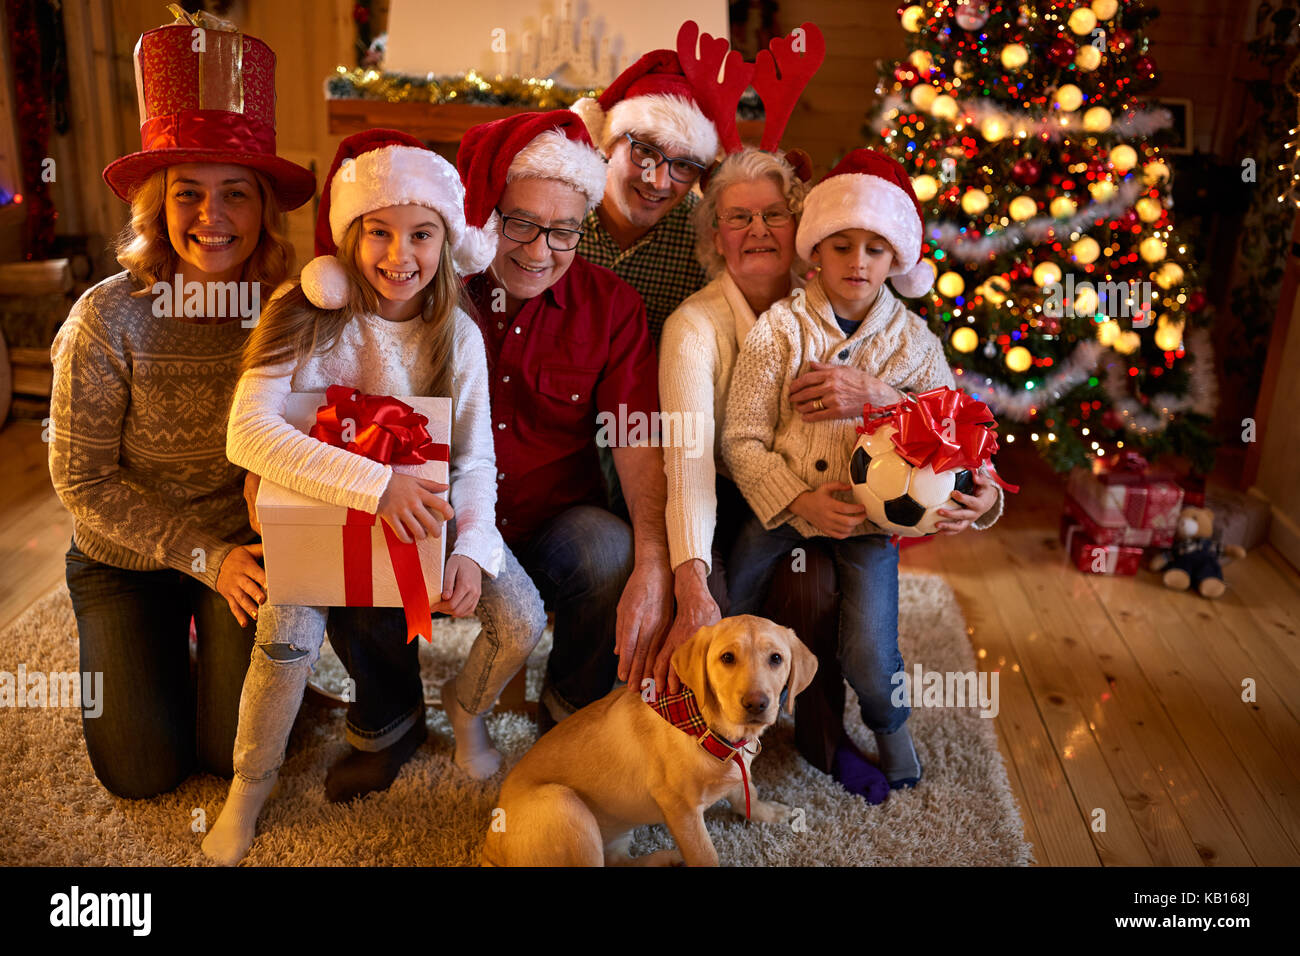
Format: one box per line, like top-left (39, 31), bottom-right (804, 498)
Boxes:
top-left (848, 423), bottom-right (975, 537)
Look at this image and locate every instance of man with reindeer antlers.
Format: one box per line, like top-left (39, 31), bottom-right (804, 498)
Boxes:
top-left (572, 22), bottom-right (732, 341)
top-left (573, 22), bottom-right (821, 341)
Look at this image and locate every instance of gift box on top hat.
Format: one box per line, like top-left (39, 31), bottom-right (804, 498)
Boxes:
top-left (256, 389), bottom-right (449, 642)
top-left (1062, 516), bottom-right (1143, 576)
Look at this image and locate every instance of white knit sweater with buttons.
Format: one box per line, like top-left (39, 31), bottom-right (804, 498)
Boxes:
top-left (722, 275), bottom-right (1003, 539)
top-left (660, 271), bottom-right (757, 572)
top-left (227, 303), bottom-right (505, 578)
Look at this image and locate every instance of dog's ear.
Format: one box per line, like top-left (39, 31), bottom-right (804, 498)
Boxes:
top-left (671, 622), bottom-right (715, 704)
top-left (781, 626), bottom-right (819, 715)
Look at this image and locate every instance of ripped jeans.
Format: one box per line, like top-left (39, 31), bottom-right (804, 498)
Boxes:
top-left (230, 539), bottom-right (545, 783)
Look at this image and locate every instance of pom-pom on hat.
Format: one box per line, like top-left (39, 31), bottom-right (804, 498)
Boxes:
top-left (458, 110), bottom-right (607, 232)
top-left (572, 43), bottom-right (720, 162)
top-left (795, 148), bottom-right (935, 298)
top-left (301, 128), bottom-right (496, 309)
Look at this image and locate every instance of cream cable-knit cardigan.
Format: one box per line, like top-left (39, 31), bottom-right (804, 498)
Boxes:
top-left (722, 275), bottom-right (1003, 539)
top-left (660, 270), bottom-right (766, 572)
top-left (227, 305), bottom-right (505, 578)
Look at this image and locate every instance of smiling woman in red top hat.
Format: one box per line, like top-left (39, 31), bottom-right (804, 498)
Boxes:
top-left (47, 9), bottom-right (315, 801)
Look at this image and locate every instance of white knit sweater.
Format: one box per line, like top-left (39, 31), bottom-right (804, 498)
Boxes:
top-left (227, 304), bottom-right (504, 578)
top-left (660, 271), bottom-right (767, 572)
top-left (722, 275), bottom-right (1003, 539)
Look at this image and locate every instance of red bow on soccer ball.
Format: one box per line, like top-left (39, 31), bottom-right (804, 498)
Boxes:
top-left (861, 387), bottom-right (1019, 492)
top-left (309, 384), bottom-right (446, 465)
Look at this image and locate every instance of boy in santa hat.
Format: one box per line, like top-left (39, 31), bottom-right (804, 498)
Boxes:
top-left (721, 149), bottom-right (1004, 795)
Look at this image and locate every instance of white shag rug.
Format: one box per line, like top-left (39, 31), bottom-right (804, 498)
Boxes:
top-left (0, 574), bottom-right (1032, 866)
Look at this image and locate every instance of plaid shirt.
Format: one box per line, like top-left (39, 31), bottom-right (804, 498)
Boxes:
top-left (577, 193), bottom-right (709, 343)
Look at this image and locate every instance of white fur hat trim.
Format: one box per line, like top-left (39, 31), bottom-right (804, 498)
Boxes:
top-left (796, 172), bottom-right (923, 275)
top-left (507, 129), bottom-right (607, 207)
top-left (329, 144), bottom-right (495, 277)
top-left (576, 93), bottom-right (719, 162)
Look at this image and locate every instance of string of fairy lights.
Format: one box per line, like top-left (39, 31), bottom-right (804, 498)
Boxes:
top-left (875, 0), bottom-right (1210, 467)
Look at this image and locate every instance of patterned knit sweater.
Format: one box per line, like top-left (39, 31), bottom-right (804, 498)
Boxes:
top-left (226, 301), bottom-right (505, 579)
top-left (49, 272), bottom-right (257, 590)
top-left (722, 275), bottom-right (1003, 538)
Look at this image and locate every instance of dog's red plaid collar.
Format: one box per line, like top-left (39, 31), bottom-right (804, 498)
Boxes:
top-left (647, 686), bottom-right (759, 817)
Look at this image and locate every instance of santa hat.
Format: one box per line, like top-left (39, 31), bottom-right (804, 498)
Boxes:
top-left (572, 48), bottom-right (719, 162)
top-left (795, 148), bottom-right (935, 298)
top-left (301, 128), bottom-right (496, 309)
top-left (458, 110), bottom-right (607, 233)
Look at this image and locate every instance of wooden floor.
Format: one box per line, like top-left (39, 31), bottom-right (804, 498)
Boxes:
top-left (3, 417), bottom-right (1299, 865)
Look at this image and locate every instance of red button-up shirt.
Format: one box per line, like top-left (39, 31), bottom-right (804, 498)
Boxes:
top-left (465, 255), bottom-right (659, 546)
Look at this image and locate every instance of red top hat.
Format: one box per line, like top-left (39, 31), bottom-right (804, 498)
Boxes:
top-left (101, 13), bottom-right (315, 211)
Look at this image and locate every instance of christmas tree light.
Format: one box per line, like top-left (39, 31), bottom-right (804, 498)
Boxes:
top-left (870, 0), bottom-right (1216, 471)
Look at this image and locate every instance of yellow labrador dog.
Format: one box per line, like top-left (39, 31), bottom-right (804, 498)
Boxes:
top-left (481, 615), bottom-right (817, 866)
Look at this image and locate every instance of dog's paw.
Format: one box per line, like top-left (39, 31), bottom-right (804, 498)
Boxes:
top-left (748, 799), bottom-right (792, 824)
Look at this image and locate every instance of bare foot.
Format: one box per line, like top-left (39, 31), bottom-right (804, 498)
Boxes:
top-left (441, 676), bottom-right (502, 779)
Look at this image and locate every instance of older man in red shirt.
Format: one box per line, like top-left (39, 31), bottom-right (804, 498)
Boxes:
top-left (459, 112), bottom-right (699, 729)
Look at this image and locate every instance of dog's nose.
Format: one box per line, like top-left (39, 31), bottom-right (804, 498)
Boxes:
top-left (742, 693), bottom-right (769, 716)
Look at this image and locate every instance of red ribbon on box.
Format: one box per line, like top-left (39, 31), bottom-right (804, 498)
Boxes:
top-left (858, 387), bottom-right (1020, 493)
top-left (310, 385), bottom-right (448, 644)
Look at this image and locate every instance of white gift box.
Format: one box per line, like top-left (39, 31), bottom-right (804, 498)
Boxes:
top-left (257, 392), bottom-right (451, 608)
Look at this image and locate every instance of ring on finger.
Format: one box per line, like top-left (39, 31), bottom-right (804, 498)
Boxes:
top-left (813, 397), bottom-right (825, 411)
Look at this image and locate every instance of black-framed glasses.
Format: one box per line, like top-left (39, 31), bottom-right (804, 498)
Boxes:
top-left (495, 208), bottom-right (585, 251)
top-left (623, 133), bottom-right (708, 184)
top-left (716, 208), bottom-right (794, 231)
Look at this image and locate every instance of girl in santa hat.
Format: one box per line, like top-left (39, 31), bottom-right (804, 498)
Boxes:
top-left (203, 129), bottom-right (546, 865)
top-left (722, 148), bottom-right (1004, 795)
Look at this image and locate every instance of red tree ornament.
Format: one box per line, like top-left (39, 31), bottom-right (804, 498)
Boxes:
top-left (1047, 35), bottom-right (1077, 67)
top-left (1012, 157), bottom-right (1044, 185)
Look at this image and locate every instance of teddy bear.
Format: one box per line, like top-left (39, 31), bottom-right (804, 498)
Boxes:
top-left (1148, 505), bottom-right (1246, 599)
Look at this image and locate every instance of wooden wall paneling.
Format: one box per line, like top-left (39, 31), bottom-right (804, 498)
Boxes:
top-left (53, 0), bottom-right (130, 245)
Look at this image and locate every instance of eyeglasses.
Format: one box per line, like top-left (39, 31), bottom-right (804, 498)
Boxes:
top-left (495, 209), bottom-right (585, 252)
top-left (716, 208), bottom-right (794, 231)
top-left (623, 133), bottom-right (708, 184)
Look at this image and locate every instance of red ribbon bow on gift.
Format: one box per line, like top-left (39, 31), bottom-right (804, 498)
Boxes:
top-left (859, 387), bottom-right (1019, 493)
top-left (310, 385), bottom-right (449, 644)
top-left (309, 384), bottom-right (447, 465)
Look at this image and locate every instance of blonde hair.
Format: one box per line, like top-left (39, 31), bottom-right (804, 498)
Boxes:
top-left (692, 147), bottom-right (809, 278)
top-left (115, 166), bottom-right (295, 296)
top-left (241, 216), bottom-right (465, 400)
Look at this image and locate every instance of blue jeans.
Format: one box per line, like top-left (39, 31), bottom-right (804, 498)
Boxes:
top-left (727, 517), bottom-right (906, 734)
top-left (517, 505), bottom-right (633, 716)
top-left (328, 505), bottom-right (632, 736)
top-left (65, 541), bottom-right (256, 799)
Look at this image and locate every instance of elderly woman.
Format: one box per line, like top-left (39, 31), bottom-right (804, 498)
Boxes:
top-left (655, 147), bottom-right (894, 785)
top-left (48, 16), bottom-right (314, 799)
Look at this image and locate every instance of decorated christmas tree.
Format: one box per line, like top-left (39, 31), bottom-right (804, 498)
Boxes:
top-left (870, 0), bottom-right (1217, 472)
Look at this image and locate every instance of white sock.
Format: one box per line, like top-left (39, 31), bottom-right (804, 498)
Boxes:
top-left (442, 677), bottom-right (502, 779)
top-left (202, 772), bottom-right (278, 866)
